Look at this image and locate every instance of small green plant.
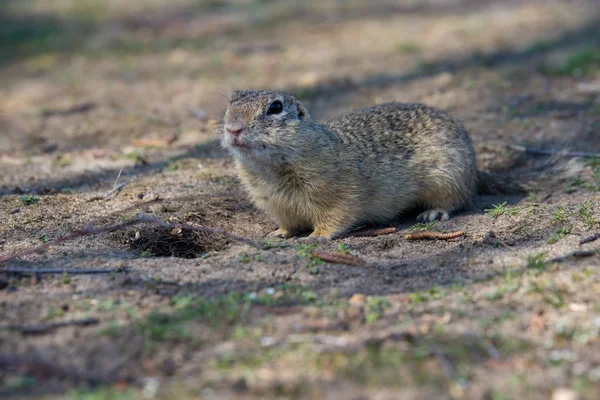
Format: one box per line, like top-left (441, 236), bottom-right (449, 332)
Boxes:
top-left (237, 254), bottom-right (250, 263)
top-left (542, 46), bottom-right (600, 77)
top-left (528, 281), bottom-right (565, 309)
top-left (564, 176), bottom-right (584, 193)
top-left (396, 41), bottom-right (421, 54)
top-left (483, 289), bottom-right (504, 301)
top-left (486, 202), bottom-right (507, 219)
top-left (296, 244), bottom-right (324, 269)
top-left (337, 243), bottom-right (351, 254)
top-left (578, 201), bottom-right (596, 228)
top-left (20, 194), bottom-right (39, 205)
top-left (408, 286), bottom-right (448, 304)
top-left (507, 207), bottom-right (521, 216)
top-left (526, 252), bottom-right (547, 272)
top-left (46, 305), bottom-right (65, 319)
top-left (62, 271), bottom-right (71, 285)
top-left (409, 292), bottom-right (426, 304)
top-left (552, 205), bottom-right (567, 224)
top-left (165, 161), bottom-right (179, 171)
top-left (38, 233), bottom-right (49, 243)
top-left (140, 249), bottom-right (152, 258)
top-left (547, 226), bottom-right (572, 244)
top-left (53, 154), bottom-right (71, 166)
top-left (365, 296), bottom-right (391, 323)
top-left (409, 221), bottom-right (438, 231)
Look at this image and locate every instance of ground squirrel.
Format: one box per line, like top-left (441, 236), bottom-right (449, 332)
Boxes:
top-left (220, 89), bottom-right (526, 239)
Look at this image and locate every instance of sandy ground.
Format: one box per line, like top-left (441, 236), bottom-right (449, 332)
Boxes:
top-left (1, 0), bottom-right (600, 398)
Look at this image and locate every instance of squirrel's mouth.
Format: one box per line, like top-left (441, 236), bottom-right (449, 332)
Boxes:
top-left (231, 139), bottom-right (269, 153)
top-left (231, 138), bottom-right (252, 149)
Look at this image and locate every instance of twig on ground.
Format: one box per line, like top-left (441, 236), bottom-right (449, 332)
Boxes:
top-left (41, 102), bottom-right (96, 117)
top-left (580, 232), bottom-right (600, 245)
top-left (549, 250), bottom-right (596, 263)
top-left (0, 214), bottom-right (263, 263)
top-left (403, 231), bottom-right (467, 240)
top-left (88, 181), bottom-right (130, 202)
top-left (433, 348), bottom-right (455, 381)
top-left (1, 267), bottom-right (130, 276)
top-left (6, 317), bottom-right (99, 335)
top-left (0, 354), bottom-right (108, 384)
top-left (131, 133), bottom-right (178, 148)
top-left (88, 170), bottom-right (130, 201)
top-left (348, 227), bottom-right (397, 237)
top-left (508, 144), bottom-right (600, 158)
top-left (310, 251), bottom-right (367, 267)
top-left (112, 169), bottom-right (123, 189)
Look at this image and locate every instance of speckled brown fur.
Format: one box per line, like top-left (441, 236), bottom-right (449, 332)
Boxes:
top-left (221, 89), bottom-right (500, 239)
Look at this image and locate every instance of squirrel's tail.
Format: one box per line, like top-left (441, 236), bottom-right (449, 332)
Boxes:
top-left (476, 157), bottom-right (583, 195)
top-left (476, 171), bottom-right (528, 194)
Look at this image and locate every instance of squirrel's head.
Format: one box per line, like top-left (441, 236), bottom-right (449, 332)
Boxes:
top-left (221, 89), bottom-right (315, 164)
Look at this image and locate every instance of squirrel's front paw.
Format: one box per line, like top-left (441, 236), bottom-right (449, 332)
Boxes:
top-left (267, 228), bottom-right (294, 239)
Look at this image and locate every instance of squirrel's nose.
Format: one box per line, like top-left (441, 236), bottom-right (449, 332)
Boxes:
top-left (225, 124), bottom-right (244, 137)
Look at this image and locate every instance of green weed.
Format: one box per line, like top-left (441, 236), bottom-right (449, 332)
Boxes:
top-left (526, 252), bottom-right (547, 272)
top-left (486, 202), bottom-right (507, 219)
top-left (542, 46), bottom-right (600, 77)
top-left (409, 221), bottom-right (438, 232)
top-left (552, 205), bottom-right (567, 224)
top-left (396, 42), bottom-right (421, 54)
top-left (578, 201), bottom-right (596, 228)
top-left (547, 226), bottom-right (572, 244)
top-left (365, 296), bottom-right (391, 323)
top-left (19, 194), bottom-right (39, 205)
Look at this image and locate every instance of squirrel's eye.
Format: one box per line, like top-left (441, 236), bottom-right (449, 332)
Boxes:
top-left (267, 100), bottom-right (283, 115)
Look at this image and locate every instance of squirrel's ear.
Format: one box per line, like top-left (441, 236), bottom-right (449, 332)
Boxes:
top-left (296, 102), bottom-right (308, 119)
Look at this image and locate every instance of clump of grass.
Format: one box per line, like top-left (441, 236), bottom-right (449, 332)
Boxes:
top-left (408, 285), bottom-right (448, 304)
top-left (547, 226), bottom-right (572, 244)
top-left (396, 41), bottom-right (421, 54)
top-left (528, 281), bottom-right (565, 309)
top-left (137, 293), bottom-right (248, 347)
top-left (578, 201), bottom-right (596, 228)
top-left (542, 46), bottom-right (600, 77)
top-left (365, 296), bottom-right (391, 323)
top-left (20, 194), bottom-right (39, 205)
top-left (320, 333), bottom-right (530, 390)
top-left (486, 202), bottom-right (507, 219)
top-left (507, 207), bottom-right (521, 216)
top-left (296, 244), bottom-right (325, 273)
top-left (337, 242), bottom-right (351, 254)
top-left (409, 221), bottom-right (438, 231)
top-left (526, 252), bottom-right (547, 272)
top-left (552, 205), bottom-right (567, 224)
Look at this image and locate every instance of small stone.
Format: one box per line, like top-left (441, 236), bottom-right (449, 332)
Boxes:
top-left (552, 388), bottom-right (578, 400)
top-left (349, 293), bottom-right (366, 306)
top-left (568, 303), bottom-right (587, 312)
